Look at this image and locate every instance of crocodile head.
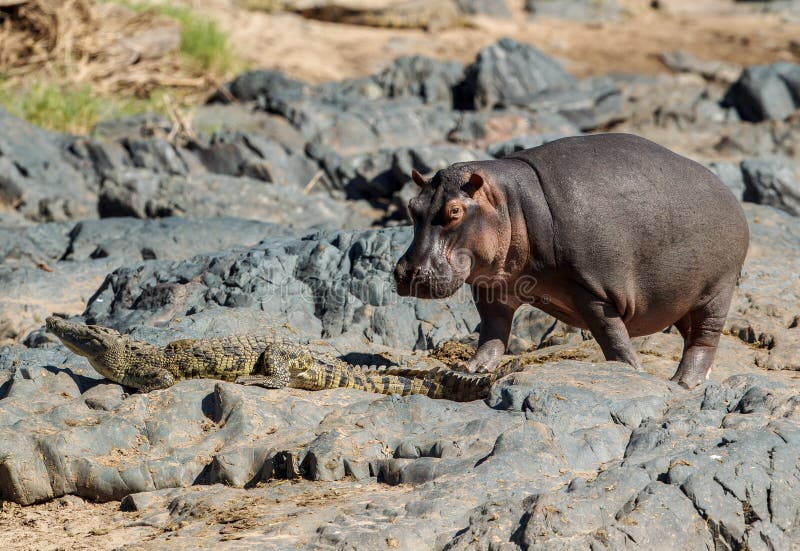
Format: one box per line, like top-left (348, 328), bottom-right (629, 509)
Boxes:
top-left (46, 317), bottom-right (127, 380)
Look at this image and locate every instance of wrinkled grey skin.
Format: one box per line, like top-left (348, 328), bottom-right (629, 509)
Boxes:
top-left (395, 134), bottom-right (749, 388)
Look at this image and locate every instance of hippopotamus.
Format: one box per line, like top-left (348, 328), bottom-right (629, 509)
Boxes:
top-left (394, 133), bottom-right (749, 388)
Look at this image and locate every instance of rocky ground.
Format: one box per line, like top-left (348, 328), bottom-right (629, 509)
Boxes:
top-left (2, 1), bottom-right (800, 549)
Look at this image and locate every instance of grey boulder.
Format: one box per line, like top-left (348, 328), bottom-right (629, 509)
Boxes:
top-left (741, 157), bottom-right (800, 216)
top-left (723, 61), bottom-right (800, 122)
top-left (459, 38), bottom-right (578, 110)
top-left (0, 109), bottom-right (97, 223)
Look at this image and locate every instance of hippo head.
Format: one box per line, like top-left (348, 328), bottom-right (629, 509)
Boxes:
top-left (394, 163), bottom-right (508, 299)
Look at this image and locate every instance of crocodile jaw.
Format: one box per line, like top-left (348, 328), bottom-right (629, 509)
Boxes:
top-left (46, 317), bottom-right (125, 377)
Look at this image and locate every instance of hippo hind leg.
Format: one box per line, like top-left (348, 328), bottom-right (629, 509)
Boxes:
top-left (670, 286), bottom-right (735, 389)
top-left (573, 287), bottom-right (643, 370)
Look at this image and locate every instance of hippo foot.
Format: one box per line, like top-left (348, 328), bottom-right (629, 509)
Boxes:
top-left (669, 369), bottom-right (709, 390)
top-left (670, 342), bottom-right (718, 389)
top-left (459, 348), bottom-right (504, 374)
top-left (457, 360), bottom-right (494, 374)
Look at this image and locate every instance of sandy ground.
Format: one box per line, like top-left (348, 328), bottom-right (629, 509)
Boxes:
top-left (177, 0), bottom-right (800, 82)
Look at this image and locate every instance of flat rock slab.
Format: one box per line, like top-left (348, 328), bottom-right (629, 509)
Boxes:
top-left (0, 217), bottom-right (295, 345)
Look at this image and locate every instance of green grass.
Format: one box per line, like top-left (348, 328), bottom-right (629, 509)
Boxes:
top-left (102, 1), bottom-right (237, 73)
top-left (160, 5), bottom-right (236, 73)
top-left (0, 82), bottom-right (166, 134)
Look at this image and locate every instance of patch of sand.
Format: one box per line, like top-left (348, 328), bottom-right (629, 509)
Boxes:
top-left (173, 0), bottom-right (800, 82)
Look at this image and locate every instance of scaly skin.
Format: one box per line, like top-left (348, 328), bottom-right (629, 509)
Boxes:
top-left (45, 317), bottom-right (511, 401)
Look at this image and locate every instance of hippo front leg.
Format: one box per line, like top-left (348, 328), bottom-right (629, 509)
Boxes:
top-left (572, 286), bottom-right (643, 370)
top-left (463, 287), bottom-right (516, 373)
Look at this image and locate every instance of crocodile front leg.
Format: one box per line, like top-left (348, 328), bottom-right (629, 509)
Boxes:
top-left (123, 365), bottom-right (175, 392)
top-left (235, 344), bottom-right (305, 388)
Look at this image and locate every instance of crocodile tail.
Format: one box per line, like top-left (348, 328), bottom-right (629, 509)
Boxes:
top-left (359, 364), bottom-right (493, 401)
top-left (360, 364), bottom-right (442, 379)
top-left (435, 370), bottom-right (492, 402)
top-left (293, 364), bottom-right (447, 399)
top-left (360, 372), bottom-right (446, 399)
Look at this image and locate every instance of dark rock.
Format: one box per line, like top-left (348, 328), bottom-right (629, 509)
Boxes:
top-left (86, 109), bottom-right (318, 192)
top-left (612, 73), bottom-right (746, 143)
top-left (339, 149), bottom-right (396, 199)
top-left (459, 38), bottom-right (578, 110)
top-left (0, 109), bottom-right (97, 222)
top-left (0, 217), bottom-right (293, 344)
top-left (7, 344), bottom-right (798, 551)
top-left (301, 98), bottom-right (461, 156)
top-left (290, 96), bottom-right (466, 192)
top-left (0, 209), bottom-right (32, 228)
top-left (725, 204), bottom-right (800, 372)
top-left (659, 50), bottom-right (741, 83)
top-left (713, 122), bottom-right (780, 158)
top-left (488, 361), bottom-right (673, 420)
top-left (449, 109), bottom-right (579, 144)
top-left (195, 130), bottom-right (319, 188)
top-left (708, 161), bottom-right (745, 200)
top-left (525, 0), bottom-right (623, 21)
top-left (98, 170), bottom-right (375, 227)
top-left (527, 76), bottom-right (623, 130)
top-left (455, 40), bottom-right (621, 129)
top-left (192, 104), bottom-right (307, 152)
top-left (343, 144), bottom-right (490, 200)
top-left (3, 50), bottom-right (800, 551)
top-left (125, 137), bottom-right (190, 175)
top-left (741, 157), bottom-right (800, 215)
top-left (506, 304), bottom-right (561, 353)
top-left (91, 113), bottom-right (172, 142)
top-left (223, 69), bottom-right (308, 105)
top-left (486, 133), bottom-right (567, 158)
top-left (372, 55), bottom-right (465, 104)
top-left (64, 217), bottom-right (293, 262)
top-left (392, 144), bottom-right (491, 179)
top-left (0, 222), bottom-right (74, 268)
top-left (723, 62), bottom-right (800, 122)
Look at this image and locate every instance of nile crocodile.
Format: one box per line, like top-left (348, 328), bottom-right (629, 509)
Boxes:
top-left (45, 317), bottom-right (519, 401)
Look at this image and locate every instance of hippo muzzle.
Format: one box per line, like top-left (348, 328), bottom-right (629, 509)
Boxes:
top-left (394, 234), bottom-right (466, 299)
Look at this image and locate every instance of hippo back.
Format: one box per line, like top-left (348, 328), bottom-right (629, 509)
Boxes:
top-left (506, 133), bottom-right (748, 320)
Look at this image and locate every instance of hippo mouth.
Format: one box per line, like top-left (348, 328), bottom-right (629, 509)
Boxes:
top-left (395, 273), bottom-right (465, 299)
top-left (394, 245), bottom-right (472, 299)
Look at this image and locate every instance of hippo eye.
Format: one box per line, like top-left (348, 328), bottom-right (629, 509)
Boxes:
top-left (449, 206), bottom-right (461, 219)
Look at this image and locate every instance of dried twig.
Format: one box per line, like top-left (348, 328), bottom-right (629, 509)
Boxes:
top-left (164, 94), bottom-right (199, 144)
top-left (302, 170), bottom-right (325, 195)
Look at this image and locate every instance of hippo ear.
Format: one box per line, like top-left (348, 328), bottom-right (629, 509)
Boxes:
top-left (411, 170), bottom-right (429, 187)
top-left (462, 173), bottom-right (484, 198)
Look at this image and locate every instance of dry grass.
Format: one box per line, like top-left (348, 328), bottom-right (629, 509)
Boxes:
top-left (0, 0), bottom-right (239, 132)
